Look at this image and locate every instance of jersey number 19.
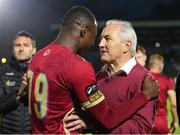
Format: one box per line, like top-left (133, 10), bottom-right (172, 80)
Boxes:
top-left (27, 70), bottom-right (48, 119)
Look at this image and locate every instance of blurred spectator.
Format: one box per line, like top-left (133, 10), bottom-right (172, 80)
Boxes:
top-left (149, 53), bottom-right (179, 134)
top-left (0, 31), bottom-right (36, 133)
top-left (135, 44), bottom-right (147, 67)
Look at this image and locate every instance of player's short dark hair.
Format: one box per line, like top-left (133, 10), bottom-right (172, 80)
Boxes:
top-left (14, 31), bottom-right (36, 48)
top-left (62, 6), bottom-right (96, 29)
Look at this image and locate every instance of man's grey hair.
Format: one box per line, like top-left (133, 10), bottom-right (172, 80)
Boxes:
top-left (106, 20), bottom-right (137, 56)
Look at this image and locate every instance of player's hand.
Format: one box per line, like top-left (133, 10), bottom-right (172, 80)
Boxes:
top-left (142, 73), bottom-right (159, 100)
top-left (16, 74), bottom-right (28, 100)
top-left (63, 111), bottom-right (87, 132)
top-left (170, 120), bottom-right (178, 134)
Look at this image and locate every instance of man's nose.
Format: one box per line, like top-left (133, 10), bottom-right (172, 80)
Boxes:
top-left (99, 39), bottom-right (105, 48)
top-left (19, 45), bottom-right (24, 51)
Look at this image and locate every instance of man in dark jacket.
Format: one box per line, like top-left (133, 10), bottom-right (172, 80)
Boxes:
top-left (0, 31), bottom-right (36, 133)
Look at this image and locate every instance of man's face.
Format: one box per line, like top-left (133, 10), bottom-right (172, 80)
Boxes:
top-left (13, 36), bottom-right (36, 61)
top-left (99, 24), bottom-right (125, 63)
top-left (135, 50), bottom-right (147, 66)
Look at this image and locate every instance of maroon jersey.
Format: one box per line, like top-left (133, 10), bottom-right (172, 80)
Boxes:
top-left (27, 43), bottom-right (149, 133)
top-left (151, 72), bottom-right (174, 134)
top-left (28, 44), bottom-right (98, 134)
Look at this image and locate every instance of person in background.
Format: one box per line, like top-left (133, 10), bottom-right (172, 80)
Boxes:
top-left (0, 31), bottom-right (36, 133)
top-left (135, 44), bottom-right (147, 67)
top-left (149, 53), bottom-right (179, 134)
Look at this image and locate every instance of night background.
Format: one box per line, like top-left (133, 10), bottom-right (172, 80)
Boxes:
top-left (0, 0), bottom-right (180, 133)
top-left (1, 0), bottom-right (180, 76)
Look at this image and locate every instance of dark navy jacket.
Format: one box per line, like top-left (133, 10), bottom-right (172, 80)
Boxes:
top-left (0, 56), bottom-right (30, 133)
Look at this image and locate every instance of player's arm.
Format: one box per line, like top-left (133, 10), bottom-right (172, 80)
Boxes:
top-left (168, 89), bottom-right (179, 133)
top-left (68, 62), bottom-right (159, 129)
top-left (167, 77), bottom-right (179, 133)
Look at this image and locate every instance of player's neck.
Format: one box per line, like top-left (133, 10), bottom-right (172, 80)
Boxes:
top-left (54, 35), bottom-right (79, 53)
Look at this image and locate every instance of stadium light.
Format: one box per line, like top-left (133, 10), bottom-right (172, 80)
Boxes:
top-left (1, 57), bottom-right (7, 64)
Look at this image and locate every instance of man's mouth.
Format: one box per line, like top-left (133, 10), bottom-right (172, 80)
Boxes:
top-left (100, 50), bottom-right (107, 54)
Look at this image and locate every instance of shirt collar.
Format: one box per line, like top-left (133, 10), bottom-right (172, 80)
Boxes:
top-left (119, 57), bottom-right (136, 75)
top-left (102, 57), bottom-right (137, 76)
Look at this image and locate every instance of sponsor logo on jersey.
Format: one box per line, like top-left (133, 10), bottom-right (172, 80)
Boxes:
top-left (86, 83), bottom-right (103, 103)
top-left (81, 83), bottom-right (105, 109)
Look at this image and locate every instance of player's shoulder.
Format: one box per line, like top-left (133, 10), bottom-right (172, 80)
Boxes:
top-left (161, 74), bottom-right (173, 82)
top-left (67, 55), bottom-right (95, 80)
top-left (74, 55), bottom-right (93, 70)
top-left (34, 43), bottom-right (64, 56)
top-left (31, 43), bottom-right (70, 62)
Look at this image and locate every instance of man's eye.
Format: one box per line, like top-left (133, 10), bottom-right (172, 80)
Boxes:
top-left (14, 44), bottom-right (21, 47)
top-left (105, 38), bottom-right (111, 41)
top-left (24, 44), bottom-right (29, 47)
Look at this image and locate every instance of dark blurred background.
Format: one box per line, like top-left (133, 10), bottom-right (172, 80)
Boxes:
top-left (0, 0), bottom-right (180, 76)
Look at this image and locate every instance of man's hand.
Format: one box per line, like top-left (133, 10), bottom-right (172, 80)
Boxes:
top-left (16, 74), bottom-right (28, 100)
top-left (63, 111), bottom-right (87, 132)
top-left (170, 120), bottom-right (178, 134)
top-left (142, 73), bottom-right (159, 100)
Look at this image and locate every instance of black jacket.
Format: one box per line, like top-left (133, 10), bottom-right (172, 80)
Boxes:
top-left (0, 57), bottom-right (31, 133)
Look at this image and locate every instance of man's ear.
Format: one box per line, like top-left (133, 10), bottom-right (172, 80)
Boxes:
top-left (32, 48), bottom-right (37, 55)
top-left (144, 55), bottom-right (147, 61)
top-left (123, 40), bottom-right (131, 53)
top-left (80, 25), bottom-right (89, 38)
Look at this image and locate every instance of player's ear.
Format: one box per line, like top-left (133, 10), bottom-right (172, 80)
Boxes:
top-left (80, 25), bottom-right (89, 38)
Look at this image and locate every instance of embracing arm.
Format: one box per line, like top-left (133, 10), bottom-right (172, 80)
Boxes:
top-left (69, 63), bottom-right (159, 129)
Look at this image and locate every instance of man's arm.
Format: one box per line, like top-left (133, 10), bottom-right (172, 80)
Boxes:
top-left (68, 63), bottom-right (159, 129)
top-left (168, 90), bottom-right (179, 133)
top-left (0, 77), bottom-right (19, 113)
top-left (64, 75), bottom-right (158, 133)
top-left (0, 75), bottom-right (27, 113)
top-left (0, 90), bottom-right (19, 113)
